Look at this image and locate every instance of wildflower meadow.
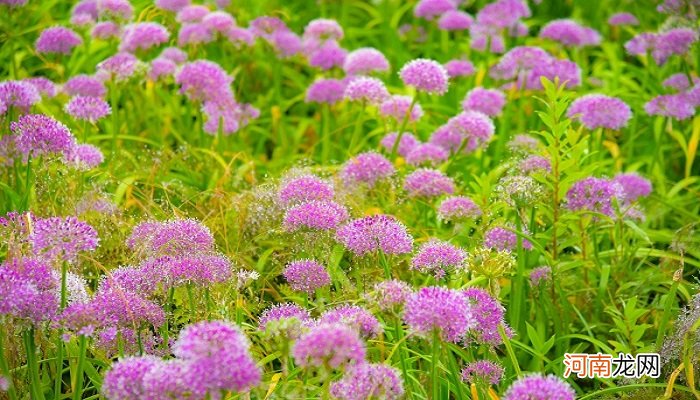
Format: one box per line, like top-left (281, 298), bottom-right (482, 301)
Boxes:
top-left (1, 0), bottom-right (700, 398)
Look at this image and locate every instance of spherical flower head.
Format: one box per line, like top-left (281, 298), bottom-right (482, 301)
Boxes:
top-left (414, 0), bottom-right (457, 20)
top-left (201, 98), bottom-right (258, 136)
top-left (495, 175), bottom-right (544, 206)
top-left (306, 78), bottom-right (346, 104)
top-left (250, 16), bottom-right (288, 39)
top-left (0, 0), bottom-right (28, 7)
top-left (411, 239), bottom-right (466, 278)
top-left (119, 22), bottom-right (170, 53)
top-left (461, 360), bottom-right (504, 385)
top-left (403, 286), bottom-right (473, 342)
top-left (176, 4), bottom-right (209, 23)
top-left (102, 356), bottom-right (162, 400)
top-left (173, 320), bottom-right (261, 393)
top-left (612, 173), bottom-right (652, 203)
top-left (406, 143), bottom-right (449, 166)
top-left (150, 219), bottom-right (215, 256)
top-left (539, 19), bottom-right (601, 47)
top-left (663, 73), bottom-right (697, 91)
top-left (379, 95), bottom-right (423, 123)
top-left (343, 48), bottom-right (390, 75)
top-left (344, 76), bottom-right (389, 104)
top-left (303, 18), bottom-right (344, 42)
top-left (99, 266), bottom-right (156, 295)
top-left (155, 0), bottom-right (190, 12)
top-left (292, 323), bottom-right (366, 369)
top-left (404, 168), bottom-right (455, 198)
top-left (148, 57), bottom-right (177, 80)
top-left (63, 143), bottom-right (105, 169)
top-left (503, 374), bottom-right (575, 400)
top-left (529, 266), bottom-right (552, 287)
top-left (470, 23), bottom-right (505, 53)
top-left (0, 375), bottom-right (9, 392)
top-left (36, 26), bottom-right (82, 55)
top-left (368, 279), bottom-right (413, 311)
top-left (340, 152), bottom-right (395, 187)
top-left (526, 58), bottom-right (581, 90)
top-left (608, 12), bottom-right (638, 26)
top-left (175, 60), bottom-right (232, 103)
top-left (64, 96), bottom-right (111, 123)
top-left (644, 93), bottom-right (695, 120)
top-left (97, 0), bottom-right (133, 20)
top-left (272, 30), bottom-right (303, 58)
top-left (0, 258), bottom-right (59, 324)
top-left (566, 94), bottom-right (631, 130)
top-left (11, 114), bottom-right (76, 157)
top-left (624, 32), bottom-right (656, 56)
top-left (330, 363), bottom-right (404, 400)
top-left (259, 303), bottom-right (311, 339)
top-left (283, 200), bottom-right (348, 231)
top-left (438, 10), bottom-right (473, 31)
top-left (178, 22), bottom-right (213, 46)
top-left (279, 174), bottom-right (334, 206)
top-left (24, 77), bottom-right (56, 98)
top-left (97, 52), bottom-right (142, 81)
top-left (437, 196), bottom-right (482, 222)
top-left (29, 216), bottom-right (98, 262)
top-left (652, 28), bottom-right (697, 65)
top-left (519, 155), bottom-right (551, 174)
top-left (565, 177), bottom-right (621, 216)
top-left (399, 58), bottom-right (449, 95)
top-left (475, 0), bottom-right (530, 28)
top-left (141, 253), bottom-right (233, 288)
top-left (447, 111), bottom-right (495, 151)
top-left (283, 259), bottom-right (331, 294)
top-left (444, 59), bottom-right (475, 78)
top-left (160, 46), bottom-right (188, 64)
top-left (490, 46), bottom-right (552, 81)
top-left (463, 287), bottom-right (511, 345)
top-left (63, 75), bottom-right (106, 97)
top-left (462, 87), bottom-right (506, 117)
top-left (484, 226), bottom-right (532, 251)
top-left (380, 132), bottom-right (420, 157)
top-left (91, 21), bottom-right (121, 40)
top-left (202, 11), bottom-right (236, 34)
top-left (141, 359), bottom-right (194, 399)
top-left (336, 215), bottom-right (413, 256)
top-left (320, 305), bottom-right (383, 338)
top-left (0, 80), bottom-right (41, 112)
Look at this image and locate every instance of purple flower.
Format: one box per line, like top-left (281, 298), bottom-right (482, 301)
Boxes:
top-left (0, 80), bottom-right (41, 112)
top-left (644, 93), bottom-right (695, 120)
top-left (278, 174), bottom-right (334, 206)
top-left (0, 258), bottom-right (59, 324)
top-left (336, 215), bottom-right (413, 256)
top-left (470, 23), bottom-right (505, 53)
top-left (519, 155), bottom-right (551, 174)
top-left (527, 59), bottom-right (581, 90)
top-left (63, 143), bottom-right (105, 169)
top-left (406, 143), bottom-right (449, 166)
top-left (503, 374), bottom-right (575, 400)
top-left (653, 28), bottom-right (697, 65)
top-left (201, 98), bottom-right (258, 135)
top-left (202, 11), bottom-right (236, 34)
top-left (259, 303), bottom-right (311, 338)
top-left (151, 219), bottom-right (215, 256)
top-left (539, 19), bottom-right (601, 47)
top-left (380, 132), bottom-right (420, 157)
top-left (566, 94), bottom-right (632, 130)
top-left (461, 360), bottom-right (504, 385)
top-left (11, 114), bottom-right (75, 157)
top-left (64, 96), bottom-right (111, 122)
top-left (444, 59), bottom-right (475, 78)
top-left (175, 60), bottom-right (232, 103)
top-left (140, 253), bottom-right (233, 288)
top-left (141, 360), bottom-right (193, 399)
top-left (462, 87), bottom-right (506, 117)
top-left (30, 216), bottom-right (99, 262)
top-left (96, 0), bottom-right (133, 20)
top-left (155, 0), bottom-right (190, 12)
top-left (173, 320), bottom-right (261, 393)
top-left (91, 21), bottom-right (121, 40)
top-left (148, 57), bottom-right (177, 80)
top-left (369, 279), bottom-right (413, 311)
top-left (565, 177), bottom-right (621, 216)
top-left (24, 77), bottom-right (56, 98)
top-left (292, 323), bottom-right (366, 369)
top-left (624, 32), bottom-right (656, 56)
top-left (414, 0), bottom-right (457, 20)
top-left (63, 75), bottom-right (106, 97)
top-left (283, 259), bottom-right (331, 294)
top-left (463, 288), bottom-right (510, 345)
top-left (102, 356), bottom-right (162, 400)
top-left (663, 73), bottom-right (697, 91)
top-left (160, 46), bottom-right (188, 64)
top-left (306, 78), bottom-right (346, 104)
top-left (476, 0), bottom-right (530, 29)
top-left (119, 22), bottom-right (170, 53)
top-left (404, 168), bottom-right (455, 197)
top-left (250, 16), bottom-right (288, 39)
top-left (613, 173), bottom-right (652, 202)
top-left (178, 23), bottom-right (213, 46)
top-left (530, 266), bottom-right (552, 287)
top-left (283, 200), bottom-right (349, 231)
top-left (442, 110), bottom-right (495, 152)
top-left (399, 58), bottom-right (449, 95)
top-left (176, 4), bottom-right (209, 23)
top-left (437, 196), bottom-right (482, 221)
top-left (330, 363), bottom-right (404, 400)
top-left (608, 12), bottom-right (638, 26)
top-left (340, 152), bottom-right (396, 187)
top-left (36, 26), bottom-right (82, 55)
top-left (271, 30), bottom-right (303, 58)
top-left (343, 47), bottom-right (390, 75)
top-left (490, 46), bottom-right (551, 81)
top-left (403, 286), bottom-right (473, 342)
top-left (438, 10), bottom-right (473, 31)
top-left (320, 305), bottom-right (383, 338)
top-left (97, 52), bottom-right (141, 81)
top-left (303, 18), bottom-right (344, 42)
top-left (411, 239), bottom-right (466, 278)
top-left (379, 95), bottom-right (423, 122)
top-left (484, 226), bottom-right (532, 251)
top-left (344, 76), bottom-right (389, 104)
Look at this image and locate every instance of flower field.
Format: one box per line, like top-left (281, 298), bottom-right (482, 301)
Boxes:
top-left (0, 0), bottom-right (699, 398)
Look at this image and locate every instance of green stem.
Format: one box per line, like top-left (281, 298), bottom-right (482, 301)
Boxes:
top-left (348, 103), bottom-right (366, 154)
top-left (500, 324), bottom-right (522, 378)
top-left (393, 319), bottom-right (413, 399)
top-left (23, 329), bottom-right (45, 400)
top-left (187, 284), bottom-right (197, 322)
top-left (0, 328), bottom-right (18, 400)
top-left (55, 261), bottom-right (68, 399)
top-left (431, 330), bottom-right (441, 400)
top-left (389, 97), bottom-right (418, 159)
top-left (321, 104), bottom-right (331, 163)
top-left (72, 336), bottom-right (87, 400)
top-left (510, 211), bottom-right (526, 334)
